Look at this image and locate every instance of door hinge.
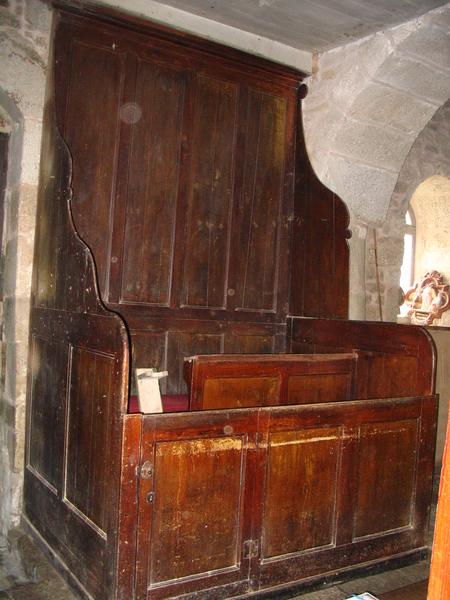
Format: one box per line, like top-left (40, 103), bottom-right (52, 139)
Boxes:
top-left (139, 460), bottom-right (153, 479)
top-left (243, 539), bottom-right (259, 559)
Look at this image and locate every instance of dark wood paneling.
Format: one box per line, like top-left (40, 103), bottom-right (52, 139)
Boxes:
top-left (26, 48), bottom-right (129, 598)
top-left (151, 436), bottom-right (245, 582)
top-left (289, 112), bottom-right (350, 319)
top-left (231, 90), bottom-right (287, 313)
top-left (289, 317), bottom-right (436, 398)
top-left (27, 6), bottom-right (439, 600)
top-left (203, 376), bottom-right (280, 409)
top-left (167, 331), bottom-right (224, 394)
top-left (116, 415), bottom-right (142, 600)
top-left (27, 336), bottom-right (69, 492)
top-left (129, 322), bottom-right (284, 398)
top-left (121, 60), bottom-right (186, 305)
top-left (365, 354), bottom-right (419, 398)
top-left (65, 346), bottom-right (115, 534)
top-left (224, 333), bottom-right (276, 354)
top-left (133, 396), bottom-right (436, 598)
top-left (130, 331), bottom-right (168, 394)
top-left (257, 397), bottom-right (434, 590)
top-left (136, 411), bottom-right (257, 599)
top-left (61, 37), bottom-right (126, 297)
top-left (354, 419), bottom-right (418, 539)
top-left (185, 353), bottom-right (356, 410)
top-left (182, 75), bottom-right (237, 309)
top-left (287, 372), bottom-right (352, 404)
top-left (262, 426), bottom-right (341, 557)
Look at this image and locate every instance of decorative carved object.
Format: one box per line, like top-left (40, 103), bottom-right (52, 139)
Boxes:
top-left (403, 271), bottom-right (450, 325)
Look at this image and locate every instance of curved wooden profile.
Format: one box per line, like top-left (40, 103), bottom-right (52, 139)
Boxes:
top-left (24, 22), bottom-right (130, 600)
top-left (290, 92), bottom-right (351, 320)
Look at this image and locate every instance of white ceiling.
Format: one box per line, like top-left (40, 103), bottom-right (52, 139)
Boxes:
top-left (150, 0), bottom-right (448, 52)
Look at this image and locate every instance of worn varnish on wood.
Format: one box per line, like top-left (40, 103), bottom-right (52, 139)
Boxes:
top-left (24, 3), bottom-right (438, 600)
top-left (184, 353), bottom-right (359, 409)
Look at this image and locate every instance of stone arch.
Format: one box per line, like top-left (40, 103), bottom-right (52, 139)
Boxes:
top-left (303, 3), bottom-right (450, 318)
top-left (365, 99), bottom-right (450, 322)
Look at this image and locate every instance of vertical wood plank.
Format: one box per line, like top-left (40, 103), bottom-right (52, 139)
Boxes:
top-left (262, 427), bottom-right (341, 557)
top-left (63, 39), bottom-right (126, 297)
top-left (65, 347), bottom-right (115, 533)
top-left (28, 336), bottom-right (69, 492)
top-left (121, 61), bottom-right (186, 305)
top-left (353, 419), bottom-right (418, 539)
top-left (231, 90), bottom-right (287, 313)
top-left (167, 331), bottom-right (223, 394)
top-left (182, 75), bottom-right (237, 308)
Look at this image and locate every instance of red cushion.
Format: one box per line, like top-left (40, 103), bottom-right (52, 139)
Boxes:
top-left (128, 394), bottom-right (189, 413)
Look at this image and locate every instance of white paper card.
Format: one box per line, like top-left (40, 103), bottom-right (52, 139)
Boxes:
top-left (136, 368), bottom-right (168, 414)
top-left (344, 594), bottom-right (380, 600)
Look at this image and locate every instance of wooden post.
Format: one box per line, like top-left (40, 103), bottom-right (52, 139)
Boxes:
top-left (428, 407), bottom-right (450, 599)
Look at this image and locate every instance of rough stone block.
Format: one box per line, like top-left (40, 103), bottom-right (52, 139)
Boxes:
top-left (349, 81), bottom-right (436, 134)
top-left (378, 53), bottom-right (450, 106)
top-left (24, 0), bottom-right (51, 33)
top-left (422, 5), bottom-right (450, 30)
top-left (327, 154), bottom-right (398, 224)
top-left (21, 118), bottom-right (43, 185)
top-left (331, 119), bottom-right (415, 172)
top-left (400, 24), bottom-right (450, 71)
top-left (12, 298), bottom-right (30, 345)
top-left (2, 237), bottom-right (19, 298)
top-left (0, 35), bottom-right (47, 120)
top-left (0, 5), bottom-right (19, 27)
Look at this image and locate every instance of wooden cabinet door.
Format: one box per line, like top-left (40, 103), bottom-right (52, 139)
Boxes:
top-left (255, 397), bottom-right (436, 591)
top-left (135, 411), bottom-right (258, 599)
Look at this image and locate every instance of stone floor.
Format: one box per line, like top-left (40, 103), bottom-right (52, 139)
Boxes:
top-left (0, 486), bottom-right (438, 600)
top-left (0, 532), bottom-right (432, 600)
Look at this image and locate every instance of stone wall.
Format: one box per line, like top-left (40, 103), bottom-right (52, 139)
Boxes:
top-left (302, 3), bottom-right (450, 319)
top-left (0, 0), bottom-right (51, 546)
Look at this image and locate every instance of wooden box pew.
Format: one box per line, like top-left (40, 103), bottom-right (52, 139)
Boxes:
top-left (123, 346), bottom-right (437, 599)
top-left (24, 3), bottom-right (438, 600)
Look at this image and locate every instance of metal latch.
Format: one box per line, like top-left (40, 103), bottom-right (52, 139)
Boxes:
top-left (140, 461), bottom-right (153, 479)
top-left (243, 539), bottom-right (259, 559)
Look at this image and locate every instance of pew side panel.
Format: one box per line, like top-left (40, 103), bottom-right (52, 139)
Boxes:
top-left (288, 317), bottom-right (437, 399)
top-left (24, 38), bottom-right (129, 600)
top-left (289, 108), bottom-right (351, 320)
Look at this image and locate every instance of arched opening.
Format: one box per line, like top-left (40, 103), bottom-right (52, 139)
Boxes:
top-left (410, 175), bottom-right (450, 298)
top-left (400, 207), bottom-right (416, 296)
